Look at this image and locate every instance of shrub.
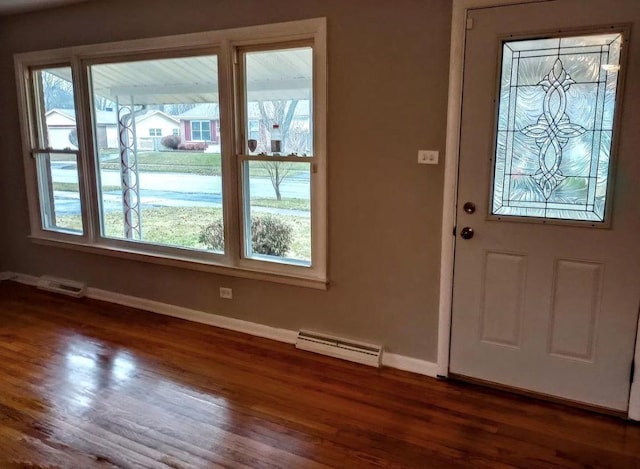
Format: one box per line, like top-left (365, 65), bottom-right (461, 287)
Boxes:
top-left (251, 214), bottom-right (293, 257)
top-left (199, 219), bottom-right (225, 252)
top-left (161, 134), bottom-right (181, 149)
top-left (178, 142), bottom-right (208, 151)
top-left (199, 214), bottom-right (292, 257)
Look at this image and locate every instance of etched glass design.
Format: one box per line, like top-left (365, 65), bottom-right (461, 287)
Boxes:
top-left (492, 33), bottom-right (623, 222)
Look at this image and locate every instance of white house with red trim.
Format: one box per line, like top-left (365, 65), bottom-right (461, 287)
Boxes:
top-left (178, 103), bottom-right (220, 144)
top-left (177, 101), bottom-right (311, 154)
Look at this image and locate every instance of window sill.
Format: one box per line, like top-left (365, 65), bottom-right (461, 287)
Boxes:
top-left (29, 235), bottom-right (328, 290)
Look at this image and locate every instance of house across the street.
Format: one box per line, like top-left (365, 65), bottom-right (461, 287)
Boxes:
top-left (45, 108), bottom-right (180, 150)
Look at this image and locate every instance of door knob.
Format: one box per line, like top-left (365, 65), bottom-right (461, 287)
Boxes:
top-left (460, 227), bottom-right (474, 240)
top-left (463, 202), bottom-right (476, 214)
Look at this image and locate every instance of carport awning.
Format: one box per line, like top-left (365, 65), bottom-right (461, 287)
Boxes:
top-left (52, 48), bottom-right (312, 105)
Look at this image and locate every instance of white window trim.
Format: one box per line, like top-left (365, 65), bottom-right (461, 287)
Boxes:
top-left (14, 18), bottom-right (327, 289)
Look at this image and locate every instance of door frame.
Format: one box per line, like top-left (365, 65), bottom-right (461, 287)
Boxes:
top-left (437, 0), bottom-right (640, 420)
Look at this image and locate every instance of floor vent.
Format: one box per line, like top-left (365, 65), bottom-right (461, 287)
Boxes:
top-left (37, 276), bottom-right (86, 298)
top-left (295, 330), bottom-right (382, 367)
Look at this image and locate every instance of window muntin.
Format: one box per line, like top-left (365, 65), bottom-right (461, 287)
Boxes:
top-left (30, 67), bottom-right (83, 235)
top-left (191, 120), bottom-right (211, 141)
top-left (16, 20), bottom-right (326, 286)
top-left (89, 55), bottom-right (224, 253)
top-left (149, 128), bottom-right (162, 136)
top-left (492, 33), bottom-right (623, 223)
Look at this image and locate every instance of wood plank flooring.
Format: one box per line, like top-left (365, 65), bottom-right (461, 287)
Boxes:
top-left (0, 281), bottom-right (639, 468)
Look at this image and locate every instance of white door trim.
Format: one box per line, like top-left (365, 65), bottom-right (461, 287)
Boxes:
top-left (437, 0), bottom-right (640, 420)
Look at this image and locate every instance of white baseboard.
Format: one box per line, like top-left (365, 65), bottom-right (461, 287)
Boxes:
top-left (87, 287), bottom-right (298, 345)
top-left (1, 272), bottom-right (21, 282)
top-left (382, 353), bottom-right (439, 377)
top-left (6, 271), bottom-right (439, 378)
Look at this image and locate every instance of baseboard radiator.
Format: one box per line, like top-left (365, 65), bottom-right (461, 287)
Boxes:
top-left (37, 276), bottom-right (86, 298)
top-left (295, 330), bottom-right (383, 367)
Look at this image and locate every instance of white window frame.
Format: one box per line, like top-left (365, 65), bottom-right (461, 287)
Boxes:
top-left (191, 120), bottom-right (211, 141)
top-left (149, 128), bottom-right (162, 137)
top-left (14, 18), bottom-right (327, 289)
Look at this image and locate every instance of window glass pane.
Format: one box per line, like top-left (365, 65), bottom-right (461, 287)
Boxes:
top-left (33, 67), bottom-right (77, 150)
top-left (244, 161), bottom-right (311, 265)
top-left (244, 47), bottom-right (313, 156)
top-left (89, 55), bottom-right (224, 253)
top-left (492, 33), bottom-right (622, 222)
top-left (35, 152), bottom-right (83, 234)
top-left (191, 120), bottom-right (211, 141)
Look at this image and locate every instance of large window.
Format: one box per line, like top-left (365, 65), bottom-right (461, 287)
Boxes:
top-left (16, 19), bottom-right (327, 287)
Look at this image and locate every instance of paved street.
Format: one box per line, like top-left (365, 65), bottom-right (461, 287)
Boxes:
top-left (51, 162), bottom-right (310, 217)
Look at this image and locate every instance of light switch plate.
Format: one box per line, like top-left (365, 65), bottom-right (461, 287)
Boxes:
top-left (418, 150), bottom-right (439, 165)
top-left (219, 287), bottom-right (233, 299)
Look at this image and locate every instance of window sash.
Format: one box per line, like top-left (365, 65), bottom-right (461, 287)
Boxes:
top-left (26, 65), bottom-right (88, 236)
top-left (235, 43), bottom-right (316, 269)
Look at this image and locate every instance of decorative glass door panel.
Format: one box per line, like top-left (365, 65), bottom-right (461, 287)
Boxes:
top-left (492, 33), bottom-right (623, 222)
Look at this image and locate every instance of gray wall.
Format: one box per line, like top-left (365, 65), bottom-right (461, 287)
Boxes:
top-left (0, 0), bottom-right (451, 361)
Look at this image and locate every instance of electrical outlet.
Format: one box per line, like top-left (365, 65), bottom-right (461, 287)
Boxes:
top-left (418, 150), bottom-right (439, 165)
top-left (219, 287), bottom-right (233, 299)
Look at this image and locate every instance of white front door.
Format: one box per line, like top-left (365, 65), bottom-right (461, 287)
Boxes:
top-left (450, 0), bottom-right (640, 411)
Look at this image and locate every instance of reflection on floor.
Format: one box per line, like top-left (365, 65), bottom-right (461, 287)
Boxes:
top-left (0, 281), bottom-right (639, 468)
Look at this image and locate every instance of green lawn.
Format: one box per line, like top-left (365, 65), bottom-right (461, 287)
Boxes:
top-left (53, 182), bottom-right (121, 192)
top-left (251, 197), bottom-right (310, 211)
top-left (49, 154), bottom-right (76, 162)
top-left (99, 151), bottom-right (308, 178)
top-left (57, 206), bottom-right (310, 261)
top-left (99, 151), bottom-right (222, 176)
top-left (50, 150), bottom-right (308, 180)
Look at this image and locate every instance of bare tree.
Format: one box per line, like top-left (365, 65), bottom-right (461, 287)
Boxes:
top-left (93, 96), bottom-right (114, 111)
top-left (40, 71), bottom-right (74, 111)
top-left (262, 160), bottom-right (292, 201)
top-left (165, 103), bottom-right (198, 116)
top-left (257, 100), bottom-right (298, 201)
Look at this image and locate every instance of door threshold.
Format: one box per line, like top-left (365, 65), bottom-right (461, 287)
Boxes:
top-left (449, 373), bottom-right (628, 419)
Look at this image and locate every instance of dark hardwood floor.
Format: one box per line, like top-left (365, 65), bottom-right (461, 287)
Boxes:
top-left (0, 281), bottom-right (639, 468)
